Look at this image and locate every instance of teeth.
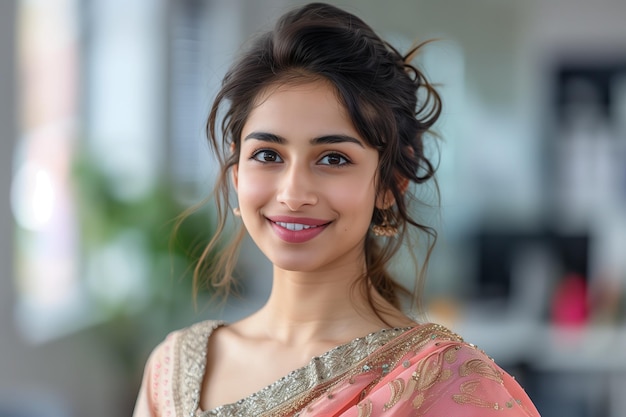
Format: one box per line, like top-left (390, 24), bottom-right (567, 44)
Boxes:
top-left (275, 221), bottom-right (318, 231)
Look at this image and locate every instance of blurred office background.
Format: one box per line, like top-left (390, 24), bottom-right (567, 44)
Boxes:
top-left (2, 0), bottom-right (626, 416)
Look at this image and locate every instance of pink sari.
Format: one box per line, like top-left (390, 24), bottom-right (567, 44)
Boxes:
top-left (133, 321), bottom-right (540, 416)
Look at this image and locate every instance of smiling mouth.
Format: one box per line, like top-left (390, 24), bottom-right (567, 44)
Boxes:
top-left (266, 217), bottom-right (331, 243)
top-left (273, 221), bottom-right (321, 231)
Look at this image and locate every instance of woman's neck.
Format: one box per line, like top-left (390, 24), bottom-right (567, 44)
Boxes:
top-left (246, 266), bottom-right (414, 346)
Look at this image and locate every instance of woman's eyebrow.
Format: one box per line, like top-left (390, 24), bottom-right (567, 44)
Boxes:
top-left (243, 131), bottom-right (285, 143)
top-left (311, 134), bottom-right (364, 148)
top-left (244, 131), bottom-right (364, 148)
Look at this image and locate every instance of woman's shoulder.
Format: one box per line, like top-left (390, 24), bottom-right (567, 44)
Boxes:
top-left (148, 319), bottom-right (226, 365)
top-left (392, 322), bottom-right (540, 416)
top-left (135, 320), bottom-right (225, 417)
top-left (409, 321), bottom-right (464, 340)
top-left (148, 319), bottom-right (224, 352)
top-left (394, 321), bottom-right (464, 352)
top-left (403, 322), bottom-right (516, 389)
top-left (141, 320), bottom-right (224, 385)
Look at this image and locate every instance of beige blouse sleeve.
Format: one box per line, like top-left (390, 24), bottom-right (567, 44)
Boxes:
top-left (132, 332), bottom-right (180, 417)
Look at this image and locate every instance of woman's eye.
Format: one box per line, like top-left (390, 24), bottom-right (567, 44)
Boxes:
top-left (319, 153), bottom-right (349, 166)
top-left (252, 150), bottom-right (282, 163)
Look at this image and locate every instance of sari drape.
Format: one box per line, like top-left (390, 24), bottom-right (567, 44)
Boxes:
top-left (133, 321), bottom-right (540, 417)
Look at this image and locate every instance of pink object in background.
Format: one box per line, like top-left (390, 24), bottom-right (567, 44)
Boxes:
top-left (551, 273), bottom-right (588, 327)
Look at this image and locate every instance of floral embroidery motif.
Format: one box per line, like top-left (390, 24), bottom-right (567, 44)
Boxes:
top-left (411, 345), bottom-right (457, 391)
top-left (444, 345), bottom-right (459, 364)
top-left (452, 380), bottom-right (500, 409)
top-left (459, 359), bottom-right (503, 384)
top-left (383, 379), bottom-right (405, 410)
top-left (409, 345), bottom-right (459, 416)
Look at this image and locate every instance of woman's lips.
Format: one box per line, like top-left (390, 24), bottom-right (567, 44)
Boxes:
top-left (266, 216), bottom-right (331, 243)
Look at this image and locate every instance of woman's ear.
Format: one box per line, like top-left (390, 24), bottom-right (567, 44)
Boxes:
top-left (375, 189), bottom-right (395, 210)
top-left (397, 175), bottom-right (409, 195)
top-left (375, 174), bottom-right (409, 209)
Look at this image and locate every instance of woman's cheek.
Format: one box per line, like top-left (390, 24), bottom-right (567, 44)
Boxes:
top-left (237, 170), bottom-right (274, 205)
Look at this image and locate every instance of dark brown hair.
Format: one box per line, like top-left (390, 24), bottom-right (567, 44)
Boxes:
top-left (196, 2), bottom-right (441, 315)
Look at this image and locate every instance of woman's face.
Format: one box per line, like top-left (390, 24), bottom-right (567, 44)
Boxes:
top-left (234, 80), bottom-right (382, 274)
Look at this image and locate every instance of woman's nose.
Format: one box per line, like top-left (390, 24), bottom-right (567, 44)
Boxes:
top-left (276, 163), bottom-right (318, 211)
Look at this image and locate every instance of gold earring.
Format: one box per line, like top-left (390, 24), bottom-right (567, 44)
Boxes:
top-left (372, 212), bottom-right (398, 237)
top-left (233, 207), bottom-right (241, 217)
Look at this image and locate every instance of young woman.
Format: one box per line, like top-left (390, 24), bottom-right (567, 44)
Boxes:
top-left (133, 3), bottom-right (540, 416)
